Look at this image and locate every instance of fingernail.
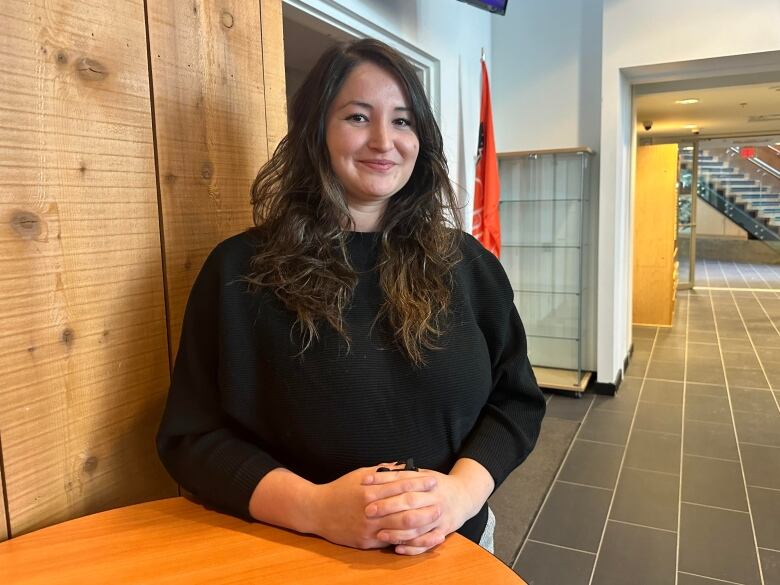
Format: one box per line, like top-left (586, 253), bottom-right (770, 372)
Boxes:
top-left (365, 504), bottom-right (377, 517)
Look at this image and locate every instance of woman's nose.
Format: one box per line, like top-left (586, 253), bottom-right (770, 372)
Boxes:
top-left (368, 124), bottom-right (392, 152)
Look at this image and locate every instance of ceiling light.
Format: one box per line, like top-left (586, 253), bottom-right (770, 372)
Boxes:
top-left (675, 98), bottom-right (700, 105)
top-left (682, 124), bottom-right (698, 129)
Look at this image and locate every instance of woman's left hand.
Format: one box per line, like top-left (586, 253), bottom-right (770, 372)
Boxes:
top-left (361, 458), bottom-right (494, 555)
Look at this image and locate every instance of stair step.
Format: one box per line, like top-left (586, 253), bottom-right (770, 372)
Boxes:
top-left (680, 154), bottom-right (716, 161)
top-left (745, 204), bottom-right (780, 211)
top-left (732, 193), bottom-right (780, 199)
top-left (704, 173), bottom-right (746, 179)
top-left (736, 197), bottom-right (780, 204)
top-left (718, 180), bottom-right (758, 186)
top-left (729, 186), bottom-right (770, 192)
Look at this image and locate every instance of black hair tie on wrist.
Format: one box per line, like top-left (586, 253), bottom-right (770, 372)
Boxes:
top-left (377, 458), bottom-right (417, 472)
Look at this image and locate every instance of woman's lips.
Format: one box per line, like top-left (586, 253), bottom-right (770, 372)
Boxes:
top-left (359, 160), bottom-right (396, 172)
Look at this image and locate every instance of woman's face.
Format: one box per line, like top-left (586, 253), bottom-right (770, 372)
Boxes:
top-left (325, 62), bottom-right (420, 223)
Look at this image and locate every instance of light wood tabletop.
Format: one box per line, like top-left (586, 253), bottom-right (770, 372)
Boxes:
top-left (0, 497), bottom-right (527, 584)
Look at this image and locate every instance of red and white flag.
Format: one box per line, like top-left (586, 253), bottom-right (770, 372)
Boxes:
top-left (472, 59), bottom-right (501, 258)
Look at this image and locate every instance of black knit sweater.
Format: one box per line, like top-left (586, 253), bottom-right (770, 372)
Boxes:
top-left (156, 230), bottom-right (545, 543)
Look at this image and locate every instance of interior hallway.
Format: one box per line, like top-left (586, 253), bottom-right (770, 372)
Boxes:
top-left (490, 284), bottom-right (780, 584)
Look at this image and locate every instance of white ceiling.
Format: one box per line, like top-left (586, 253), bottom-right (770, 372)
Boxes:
top-left (635, 79), bottom-right (780, 142)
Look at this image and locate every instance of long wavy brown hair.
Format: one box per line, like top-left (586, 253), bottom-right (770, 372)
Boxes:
top-left (246, 38), bottom-right (462, 366)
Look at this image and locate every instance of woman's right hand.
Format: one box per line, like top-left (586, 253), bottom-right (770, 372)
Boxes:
top-left (310, 464), bottom-right (442, 550)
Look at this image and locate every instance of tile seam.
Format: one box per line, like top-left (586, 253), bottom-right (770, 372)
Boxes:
top-left (524, 538), bottom-right (597, 556)
top-left (586, 327), bottom-right (661, 585)
top-left (708, 285), bottom-right (766, 585)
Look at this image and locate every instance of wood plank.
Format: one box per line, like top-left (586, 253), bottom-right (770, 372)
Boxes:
top-left (632, 144), bottom-right (679, 326)
top-left (146, 0), bottom-right (275, 358)
top-left (0, 433), bottom-right (8, 541)
top-left (260, 0), bottom-right (288, 155)
top-left (533, 367), bottom-right (591, 393)
top-left (0, 0), bottom-right (176, 536)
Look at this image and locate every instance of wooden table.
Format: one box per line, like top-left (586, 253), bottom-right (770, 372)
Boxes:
top-left (0, 497), bottom-right (527, 584)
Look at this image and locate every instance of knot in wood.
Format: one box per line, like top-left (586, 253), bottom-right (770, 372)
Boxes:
top-left (83, 456), bottom-right (98, 473)
top-left (221, 11), bottom-right (234, 28)
top-left (62, 328), bottom-right (75, 346)
top-left (77, 57), bottom-right (108, 81)
top-left (56, 51), bottom-right (68, 65)
top-left (11, 211), bottom-right (43, 240)
top-left (200, 161), bottom-right (214, 181)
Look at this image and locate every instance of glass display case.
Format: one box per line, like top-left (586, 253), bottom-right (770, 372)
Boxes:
top-left (498, 149), bottom-right (596, 393)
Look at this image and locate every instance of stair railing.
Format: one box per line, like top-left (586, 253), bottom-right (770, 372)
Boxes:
top-left (697, 180), bottom-right (780, 241)
top-left (727, 146), bottom-right (780, 181)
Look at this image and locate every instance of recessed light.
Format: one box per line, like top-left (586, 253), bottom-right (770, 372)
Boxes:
top-left (675, 98), bottom-right (700, 105)
top-left (682, 124), bottom-right (698, 129)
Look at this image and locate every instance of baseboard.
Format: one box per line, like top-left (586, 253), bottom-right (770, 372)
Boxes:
top-left (592, 373), bottom-right (619, 396)
top-left (592, 344), bottom-right (633, 396)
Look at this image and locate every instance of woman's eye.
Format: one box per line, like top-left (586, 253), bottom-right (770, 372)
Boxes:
top-left (346, 113), bottom-right (368, 123)
top-left (394, 118), bottom-right (414, 128)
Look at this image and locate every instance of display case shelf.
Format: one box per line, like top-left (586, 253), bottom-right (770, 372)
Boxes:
top-left (498, 149), bottom-right (596, 393)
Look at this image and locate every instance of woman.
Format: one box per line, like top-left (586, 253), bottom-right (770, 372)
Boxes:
top-left (156, 38), bottom-right (545, 556)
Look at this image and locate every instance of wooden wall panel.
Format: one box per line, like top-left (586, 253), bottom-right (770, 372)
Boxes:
top-left (633, 144), bottom-right (679, 326)
top-left (147, 0), bottom-right (281, 358)
top-left (0, 0), bottom-right (175, 535)
top-left (260, 0), bottom-right (288, 155)
top-left (0, 445), bottom-right (7, 541)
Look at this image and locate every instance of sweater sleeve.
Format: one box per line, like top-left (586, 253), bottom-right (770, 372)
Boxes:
top-left (156, 243), bottom-right (282, 520)
top-left (456, 236), bottom-right (546, 489)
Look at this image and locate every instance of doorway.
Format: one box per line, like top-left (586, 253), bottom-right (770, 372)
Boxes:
top-left (633, 74), bottom-right (780, 307)
top-left (683, 136), bottom-right (780, 289)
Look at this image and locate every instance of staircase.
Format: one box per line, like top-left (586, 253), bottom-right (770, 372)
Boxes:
top-left (680, 149), bottom-right (780, 240)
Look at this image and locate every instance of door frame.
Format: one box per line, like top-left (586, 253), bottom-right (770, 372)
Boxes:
top-left (282, 0), bottom-right (441, 121)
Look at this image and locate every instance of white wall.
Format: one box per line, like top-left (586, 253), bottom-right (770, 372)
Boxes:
top-left (293, 0), bottom-right (492, 229)
top-left (600, 0), bottom-right (780, 383)
top-left (492, 1), bottom-right (603, 374)
top-left (696, 202), bottom-right (748, 239)
top-left (492, 0), bottom-right (603, 154)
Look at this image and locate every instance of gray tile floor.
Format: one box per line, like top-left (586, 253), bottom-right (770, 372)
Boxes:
top-left (508, 282), bottom-right (780, 584)
top-left (679, 259), bottom-right (780, 290)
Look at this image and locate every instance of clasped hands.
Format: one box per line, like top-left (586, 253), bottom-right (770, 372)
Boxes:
top-left (312, 462), bottom-right (476, 556)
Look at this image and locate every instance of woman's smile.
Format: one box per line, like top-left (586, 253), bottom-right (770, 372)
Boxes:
top-left (359, 159), bottom-right (397, 172)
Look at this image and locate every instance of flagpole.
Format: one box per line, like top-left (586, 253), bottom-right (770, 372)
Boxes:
top-left (473, 46), bottom-right (500, 258)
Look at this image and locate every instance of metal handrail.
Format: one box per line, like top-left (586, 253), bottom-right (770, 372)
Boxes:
top-left (697, 180), bottom-right (780, 242)
top-left (750, 157), bottom-right (780, 181)
top-left (727, 147), bottom-right (780, 181)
